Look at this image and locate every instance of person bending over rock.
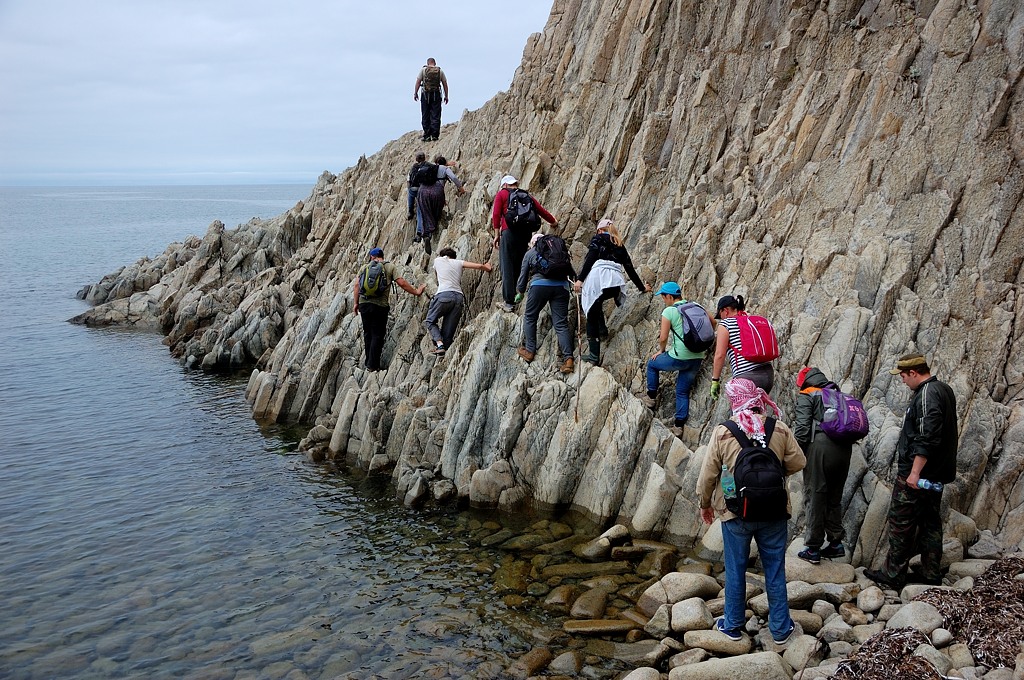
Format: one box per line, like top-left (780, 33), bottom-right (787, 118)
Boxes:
top-left (415, 155), bottom-right (465, 255)
top-left (571, 218), bottom-right (650, 365)
top-left (406, 151), bottom-right (430, 239)
top-left (423, 248), bottom-right (492, 356)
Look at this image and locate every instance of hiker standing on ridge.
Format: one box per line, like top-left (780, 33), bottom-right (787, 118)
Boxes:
top-left (793, 366), bottom-right (854, 565)
top-left (416, 155), bottom-right (465, 255)
top-left (865, 352), bottom-right (958, 590)
top-left (710, 294), bottom-right (780, 397)
top-left (492, 175), bottom-right (557, 313)
top-left (641, 282), bottom-right (714, 438)
top-left (572, 218), bottom-right (650, 365)
top-left (696, 378), bottom-right (805, 646)
top-left (352, 247), bottom-right (425, 372)
top-left (423, 247), bottom-right (493, 356)
top-left (413, 58), bottom-right (448, 141)
top-left (516, 232), bottom-right (576, 374)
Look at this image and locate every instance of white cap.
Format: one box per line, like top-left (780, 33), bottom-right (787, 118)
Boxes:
top-left (501, 175), bottom-right (518, 186)
top-left (529, 232), bottom-right (544, 247)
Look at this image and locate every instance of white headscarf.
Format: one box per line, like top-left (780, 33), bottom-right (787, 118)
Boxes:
top-left (529, 232), bottom-right (544, 248)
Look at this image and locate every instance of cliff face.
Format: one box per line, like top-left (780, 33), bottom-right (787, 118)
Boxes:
top-left (74, 0), bottom-right (1024, 560)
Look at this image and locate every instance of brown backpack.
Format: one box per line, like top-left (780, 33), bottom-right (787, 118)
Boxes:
top-left (422, 65), bottom-right (442, 91)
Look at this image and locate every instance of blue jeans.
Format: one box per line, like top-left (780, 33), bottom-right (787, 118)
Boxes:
top-left (406, 187), bottom-right (423, 235)
top-left (721, 518), bottom-right (793, 639)
top-left (645, 355), bottom-right (701, 423)
top-left (523, 284), bottom-right (572, 360)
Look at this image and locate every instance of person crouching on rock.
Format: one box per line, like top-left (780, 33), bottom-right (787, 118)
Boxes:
top-left (415, 155), bottom-right (465, 255)
top-left (423, 247), bottom-right (492, 356)
top-left (571, 218), bottom-right (650, 365)
top-left (696, 378), bottom-right (805, 646)
top-left (352, 247), bottom-right (425, 372)
top-left (515, 232), bottom-right (576, 374)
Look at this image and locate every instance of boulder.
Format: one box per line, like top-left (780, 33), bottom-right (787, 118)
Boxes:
top-left (671, 597), bottom-right (714, 633)
top-left (885, 601), bottom-right (945, 635)
top-left (856, 586), bottom-right (885, 614)
top-left (668, 651), bottom-right (791, 680)
top-left (682, 629), bottom-right (753, 656)
top-left (783, 634), bottom-right (827, 671)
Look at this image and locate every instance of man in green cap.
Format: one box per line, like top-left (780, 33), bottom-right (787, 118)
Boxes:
top-left (865, 352), bottom-right (958, 589)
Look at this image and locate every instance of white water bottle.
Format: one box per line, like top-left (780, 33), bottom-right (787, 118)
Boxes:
top-left (721, 464), bottom-right (737, 499)
top-left (918, 479), bottom-right (943, 492)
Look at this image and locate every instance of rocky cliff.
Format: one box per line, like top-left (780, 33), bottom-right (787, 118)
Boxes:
top-left (72, 0), bottom-right (1024, 563)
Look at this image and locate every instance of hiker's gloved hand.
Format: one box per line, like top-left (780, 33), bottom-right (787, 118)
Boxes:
top-left (514, 292), bottom-right (523, 304)
top-left (710, 381), bottom-right (721, 400)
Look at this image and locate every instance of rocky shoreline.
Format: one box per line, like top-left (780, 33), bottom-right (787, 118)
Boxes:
top-left (463, 519), bottom-right (1024, 680)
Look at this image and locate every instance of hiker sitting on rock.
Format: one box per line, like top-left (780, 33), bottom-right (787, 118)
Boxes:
top-left (696, 378), bottom-right (805, 646)
top-left (641, 282), bottom-right (714, 438)
top-left (794, 366), bottom-right (854, 565)
top-left (415, 155), bottom-right (465, 255)
top-left (423, 247), bottom-right (492, 356)
top-left (516, 232), bottom-right (576, 374)
top-left (352, 247), bottom-right (425, 372)
top-left (571, 218), bottom-right (650, 365)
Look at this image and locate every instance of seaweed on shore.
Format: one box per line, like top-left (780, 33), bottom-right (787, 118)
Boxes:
top-left (914, 553), bottom-right (1024, 670)
top-left (831, 628), bottom-right (942, 680)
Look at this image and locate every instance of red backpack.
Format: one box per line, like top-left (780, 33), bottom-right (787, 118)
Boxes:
top-left (731, 312), bottom-right (780, 363)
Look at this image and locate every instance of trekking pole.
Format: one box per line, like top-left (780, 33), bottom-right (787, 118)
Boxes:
top-left (573, 285), bottom-right (583, 423)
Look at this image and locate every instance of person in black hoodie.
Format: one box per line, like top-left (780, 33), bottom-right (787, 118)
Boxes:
top-left (865, 352), bottom-right (958, 589)
top-left (793, 366), bottom-right (854, 564)
top-left (572, 218), bottom-right (650, 364)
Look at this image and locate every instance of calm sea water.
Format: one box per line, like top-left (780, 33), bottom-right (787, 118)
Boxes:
top-left (0, 186), bottom-right (561, 679)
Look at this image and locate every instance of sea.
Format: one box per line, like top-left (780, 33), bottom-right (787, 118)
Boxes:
top-left (0, 186), bottom-right (571, 679)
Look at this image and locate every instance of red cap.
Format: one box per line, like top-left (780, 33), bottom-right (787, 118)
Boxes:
top-left (796, 366), bottom-right (812, 388)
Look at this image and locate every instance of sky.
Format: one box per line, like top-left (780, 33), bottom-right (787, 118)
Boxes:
top-left (0, 1), bottom-right (554, 186)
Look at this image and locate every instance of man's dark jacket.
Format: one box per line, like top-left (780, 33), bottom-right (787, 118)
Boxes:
top-left (897, 376), bottom-right (958, 483)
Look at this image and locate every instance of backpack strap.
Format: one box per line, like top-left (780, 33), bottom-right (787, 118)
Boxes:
top-left (667, 303), bottom-right (687, 346)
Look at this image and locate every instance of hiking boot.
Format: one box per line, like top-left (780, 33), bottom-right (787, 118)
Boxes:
top-left (559, 357), bottom-right (574, 374)
top-left (820, 541), bottom-right (846, 559)
top-left (517, 347), bottom-right (535, 363)
top-left (864, 568), bottom-right (904, 590)
top-left (423, 235), bottom-right (432, 254)
top-left (908, 567), bottom-right (942, 586)
top-left (407, 212), bottom-right (414, 221)
top-left (640, 394), bottom-right (656, 409)
top-left (413, 235), bottom-right (421, 243)
top-left (430, 345), bottom-right (446, 356)
top-left (498, 302), bottom-right (515, 313)
top-left (582, 337), bottom-right (601, 365)
top-left (668, 425), bottom-right (683, 438)
top-left (713, 618), bottom-right (742, 642)
top-left (798, 547), bottom-right (821, 565)
top-left (772, 622), bottom-right (796, 645)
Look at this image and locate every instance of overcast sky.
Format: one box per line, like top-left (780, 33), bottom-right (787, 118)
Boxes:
top-left (0, 1), bottom-right (553, 186)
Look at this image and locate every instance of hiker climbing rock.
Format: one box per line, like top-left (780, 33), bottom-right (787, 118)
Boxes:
top-left (641, 282), bottom-right (714, 437)
top-left (406, 151), bottom-right (431, 239)
top-left (415, 155), bottom-right (465, 255)
top-left (571, 218), bottom-right (650, 365)
top-left (516, 232), bottom-right (576, 374)
top-left (711, 294), bottom-right (780, 395)
top-left (423, 247), bottom-right (492, 356)
top-left (865, 352), bottom-right (958, 590)
top-left (793, 366), bottom-right (856, 565)
top-left (696, 378), bottom-right (805, 646)
top-left (413, 58), bottom-right (448, 141)
top-left (352, 247), bottom-right (425, 372)
top-left (492, 175), bottom-right (557, 312)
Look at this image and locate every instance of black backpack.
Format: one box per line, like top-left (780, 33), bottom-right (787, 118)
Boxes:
top-left (722, 418), bottom-right (789, 521)
top-left (670, 301), bottom-right (716, 353)
top-left (535, 235), bottom-right (573, 279)
top-left (412, 163), bottom-right (439, 187)
top-left (504, 188), bottom-right (540, 235)
top-left (359, 261), bottom-right (390, 298)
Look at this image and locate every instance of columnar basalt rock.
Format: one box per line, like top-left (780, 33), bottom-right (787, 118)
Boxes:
top-left (72, 0), bottom-right (1023, 558)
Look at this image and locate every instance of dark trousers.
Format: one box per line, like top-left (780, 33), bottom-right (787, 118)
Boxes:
top-left (423, 291), bottom-right (464, 348)
top-left (878, 478), bottom-right (944, 581)
top-left (737, 363), bottom-right (775, 394)
top-left (420, 89), bottom-right (442, 137)
top-left (801, 433), bottom-right (852, 549)
top-left (585, 287), bottom-right (619, 337)
top-left (523, 285), bottom-right (573, 360)
top-left (359, 303), bottom-right (389, 371)
top-left (499, 229), bottom-right (529, 305)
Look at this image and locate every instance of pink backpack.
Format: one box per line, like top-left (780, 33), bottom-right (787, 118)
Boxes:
top-left (731, 312), bottom-right (780, 363)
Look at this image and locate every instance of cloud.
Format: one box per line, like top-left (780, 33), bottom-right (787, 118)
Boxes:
top-left (0, 0), bottom-right (552, 185)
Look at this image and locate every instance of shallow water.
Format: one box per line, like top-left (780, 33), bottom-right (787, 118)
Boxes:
top-left (0, 186), bottom-right (605, 679)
